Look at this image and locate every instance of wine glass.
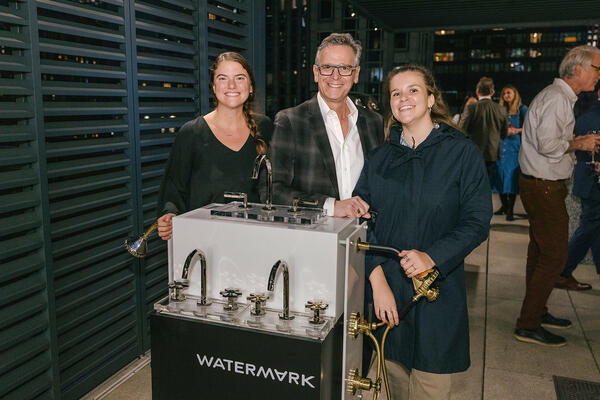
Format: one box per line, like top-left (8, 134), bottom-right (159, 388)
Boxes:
top-left (585, 129), bottom-right (600, 183)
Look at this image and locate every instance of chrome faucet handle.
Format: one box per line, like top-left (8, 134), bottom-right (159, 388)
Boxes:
top-left (224, 192), bottom-right (250, 209)
top-left (168, 281), bottom-right (186, 302)
top-left (247, 292), bottom-right (269, 316)
top-left (289, 198), bottom-right (319, 213)
top-left (220, 288), bottom-right (242, 311)
top-left (305, 300), bottom-right (328, 324)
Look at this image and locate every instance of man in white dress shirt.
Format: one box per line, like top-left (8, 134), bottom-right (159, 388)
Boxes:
top-left (268, 33), bottom-right (384, 218)
top-left (514, 45), bottom-right (600, 347)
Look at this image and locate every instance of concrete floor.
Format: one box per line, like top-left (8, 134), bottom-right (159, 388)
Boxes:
top-left (83, 195), bottom-right (600, 400)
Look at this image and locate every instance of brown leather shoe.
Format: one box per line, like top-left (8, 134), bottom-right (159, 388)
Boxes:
top-left (554, 276), bottom-right (592, 291)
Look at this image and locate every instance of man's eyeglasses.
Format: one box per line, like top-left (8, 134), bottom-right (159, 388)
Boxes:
top-left (591, 64), bottom-right (600, 72)
top-left (317, 64), bottom-right (356, 76)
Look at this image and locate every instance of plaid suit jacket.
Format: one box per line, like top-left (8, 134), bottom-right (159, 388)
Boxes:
top-left (267, 95), bottom-right (384, 206)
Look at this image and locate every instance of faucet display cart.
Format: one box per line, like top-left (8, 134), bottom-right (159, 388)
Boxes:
top-left (151, 202), bottom-right (367, 399)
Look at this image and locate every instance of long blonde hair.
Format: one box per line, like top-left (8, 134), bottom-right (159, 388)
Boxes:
top-left (209, 52), bottom-right (267, 155)
top-left (383, 64), bottom-right (454, 140)
top-left (499, 85), bottom-right (522, 116)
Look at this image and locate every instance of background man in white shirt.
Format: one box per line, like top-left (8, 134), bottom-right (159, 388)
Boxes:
top-left (514, 45), bottom-right (600, 347)
top-left (268, 33), bottom-right (384, 218)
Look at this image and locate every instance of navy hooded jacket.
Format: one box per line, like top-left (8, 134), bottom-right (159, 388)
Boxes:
top-left (353, 122), bottom-right (492, 373)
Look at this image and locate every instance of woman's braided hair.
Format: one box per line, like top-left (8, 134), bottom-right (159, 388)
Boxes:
top-left (210, 52), bottom-right (267, 155)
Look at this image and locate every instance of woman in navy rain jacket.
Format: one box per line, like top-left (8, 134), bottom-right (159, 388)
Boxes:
top-left (353, 65), bottom-right (492, 399)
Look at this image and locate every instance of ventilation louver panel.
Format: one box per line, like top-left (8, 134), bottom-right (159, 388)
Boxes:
top-left (205, 0), bottom-right (251, 96)
top-left (132, 0), bottom-right (199, 348)
top-left (36, 0), bottom-right (138, 397)
top-left (0, 0), bottom-right (54, 399)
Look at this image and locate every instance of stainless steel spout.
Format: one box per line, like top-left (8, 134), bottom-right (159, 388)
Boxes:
top-left (267, 260), bottom-right (294, 320)
top-left (181, 248), bottom-right (211, 306)
top-left (252, 154), bottom-right (273, 211)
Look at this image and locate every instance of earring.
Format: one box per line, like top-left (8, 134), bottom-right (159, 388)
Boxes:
top-left (428, 106), bottom-right (432, 113)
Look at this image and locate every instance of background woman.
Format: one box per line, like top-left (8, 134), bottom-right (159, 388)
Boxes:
top-left (156, 52), bottom-right (273, 240)
top-left (353, 65), bottom-right (491, 399)
top-left (495, 85), bottom-right (528, 220)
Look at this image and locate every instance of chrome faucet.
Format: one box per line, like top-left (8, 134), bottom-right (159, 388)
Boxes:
top-left (252, 154), bottom-right (273, 210)
top-left (180, 248), bottom-right (211, 306)
top-left (267, 260), bottom-right (294, 320)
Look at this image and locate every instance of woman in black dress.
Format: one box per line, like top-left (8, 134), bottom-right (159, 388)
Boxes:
top-left (156, 52), bottom-right (273, 240)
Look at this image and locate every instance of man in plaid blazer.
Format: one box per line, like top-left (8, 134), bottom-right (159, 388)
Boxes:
top-left (268, 33), bottom-right (384, 218)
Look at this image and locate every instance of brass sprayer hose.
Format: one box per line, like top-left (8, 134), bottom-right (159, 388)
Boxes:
top-left (365, 330), bottom-right (382, 400)
top-left (368, 321), bottom-right (390, 400)
top-left (353, 239), bottom-right (440, 400)
top-left (380, 323), bottom-right (393, 400)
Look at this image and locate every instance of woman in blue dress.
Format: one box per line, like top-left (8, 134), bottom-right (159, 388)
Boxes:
top-left (495, 85), bottom-right (528, 220)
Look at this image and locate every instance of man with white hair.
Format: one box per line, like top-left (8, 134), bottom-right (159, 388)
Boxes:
top-left (515, 45), bottom-right (600, 347)
top-left (267, 33), bottom-right (384, 218)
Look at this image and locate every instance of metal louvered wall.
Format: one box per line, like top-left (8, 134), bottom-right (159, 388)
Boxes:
top-left (130, 0), bottom-right (199, 351)
top-left (0, 0), bottom-right (58, 399)
top-left (0, 0), bottom-right (263, 399)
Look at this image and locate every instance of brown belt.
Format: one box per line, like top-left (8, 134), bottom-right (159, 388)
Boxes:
top-left (520, 173), bottom-right (566, 182)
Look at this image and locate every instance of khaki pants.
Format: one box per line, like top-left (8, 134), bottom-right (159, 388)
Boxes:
top-left (366, 356), bottom-right (451, 400)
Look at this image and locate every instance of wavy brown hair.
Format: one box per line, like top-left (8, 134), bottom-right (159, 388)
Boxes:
top-left (383, 64), bottom-right (455, 139)
top-left (499, 84), bottom-right (522, 116)
top-left (209, 52), bottom-right (267, 155)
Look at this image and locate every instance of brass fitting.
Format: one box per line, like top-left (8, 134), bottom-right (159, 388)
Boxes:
top-left (346, 368), bottom-right (379, 396)
top-left (347, 312), bottom-right (380, 338)
top-left (355, 239), bottom-right (371, 252)
top-left (412, 268), bottom-right (440, 302)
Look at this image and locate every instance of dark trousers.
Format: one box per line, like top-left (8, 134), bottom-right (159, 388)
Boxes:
top-left (516, 175), bottom-right (568, 330)
top-left (562, 197), bottom-right (600, 276)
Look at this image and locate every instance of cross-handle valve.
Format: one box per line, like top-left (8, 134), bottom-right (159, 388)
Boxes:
top-left (289, 198), bottom-right (319, 213)
top-left (224, 192), bottom-right (250, 209)
top-left (168, 280), bottom-right (188, 302)
top-left (220, 288), bottom-right (242, 311)
top-left (247, 293), bottom-right (269, 316)
top-left (305, 300), bottom-right (328, 324)
top-left (347, 368), bottom-right (378, 397)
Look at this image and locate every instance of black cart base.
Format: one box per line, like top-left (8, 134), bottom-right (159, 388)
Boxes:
top-left (150, 312), bottom-right (343, 400)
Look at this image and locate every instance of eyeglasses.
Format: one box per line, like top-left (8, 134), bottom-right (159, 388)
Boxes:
top-left (591, 64), bottom-right (600, 72)
top-left (317, 64), bottom-right (356, 76)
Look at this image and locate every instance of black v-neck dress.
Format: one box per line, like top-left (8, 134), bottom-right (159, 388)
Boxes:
top-left (157, 114), bottom-right (273, 216)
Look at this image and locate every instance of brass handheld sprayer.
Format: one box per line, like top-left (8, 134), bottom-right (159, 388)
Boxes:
top-left (346, 239), bottom-right (440, 399)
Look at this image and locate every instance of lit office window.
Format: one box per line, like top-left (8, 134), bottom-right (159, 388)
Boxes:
top-left (434, 52), bottom-right (454, 62)
top-left (508, 48), bottom-right (526, 57)
top-left (530, 32), bottom-right (542, 43)
top-left (509, 61), bottom-right (525, 72)
top-left (369, 67), bottom-right (383, 82)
